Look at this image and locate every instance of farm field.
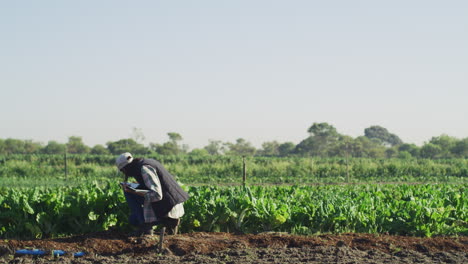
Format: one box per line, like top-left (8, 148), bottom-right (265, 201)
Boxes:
top-left (0, 155), bottom-right (467, 263)
top-left (1, 154), bottom-right (467, 187)
top-left (1, 231), bottom-right (467, 264)
top-left (2, 184), bottom-right (466, 238)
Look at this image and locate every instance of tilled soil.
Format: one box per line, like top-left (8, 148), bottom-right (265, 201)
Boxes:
top-left (0, 231), bottom-right (467, 263)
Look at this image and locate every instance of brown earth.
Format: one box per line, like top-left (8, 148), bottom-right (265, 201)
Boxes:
top-left (0, 231), bottom-right (467, 263)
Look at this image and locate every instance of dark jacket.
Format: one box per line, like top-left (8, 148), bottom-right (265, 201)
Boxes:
top-left (131, 158), bottom-right (189, 218)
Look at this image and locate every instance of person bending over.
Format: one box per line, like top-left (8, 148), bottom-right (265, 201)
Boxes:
top-left (116, 152), bottom-right (189, 236)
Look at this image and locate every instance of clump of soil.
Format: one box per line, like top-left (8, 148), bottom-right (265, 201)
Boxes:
top-left (0, 231), bottom-right (466, 263)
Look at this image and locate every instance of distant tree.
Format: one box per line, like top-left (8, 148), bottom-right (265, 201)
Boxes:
top-left (352, 136), bottom-right (386, 158)
top-left (107, 138), bottom-right (148, 155)
top-left (153, 132), bottom-right (186, 155)
top-left (295, 122), bottom-right (340, 156)
top-left (226, 138), bottom-right (256, 156)
top-left (328, 135), bottom-right (354, 157)
top-left (451, 138), bottom-right (468, 158)
top-left (278, 142), bottom-right (295, 157)
top-left (258, 141), bottom-right (280, 156)
top-left (308, 122), bottom-right (339, 138)
top-left (66, 136), bottom-right (90, 154)
top-left (154, 142), bottom-right (179, 155)
top-left (204, 140), bottom-right (225, 155)
top-left (364, 125), bottom-right (403, 146)
top-left (188, 148), bottom-right (209, 156)
top-left (428, 134), bottom-right (457, 158)
top-left (397, 151), bottom-right (413, 159)
top-left (167, 132), bottom-right (183, 142)
top-left (327, 135), bottom-right (386, 158)
top-left (41, 141), bottom-right (66, 154)
top-left (420, 143), bottom-right (442, 159)
top-left (294, 137), bottom-right (320, 156)
top-left (90, 144), bottom-right (110, 155)
top-left (23, 140), bottom-right (42, 154)
top-left (2, 139), bottom-right (25, 154)
top-left (1, 139), bottom-right (42, 154)
top-left (398, 143), bottom-right (420, 158)
top-left (385, 147), bottom-right (398, 158)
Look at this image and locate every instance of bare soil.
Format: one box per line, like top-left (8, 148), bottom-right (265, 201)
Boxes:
top-left (0, 231), bottom-right (467, 263)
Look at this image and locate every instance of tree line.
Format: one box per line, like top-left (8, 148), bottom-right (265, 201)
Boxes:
top-left (0, 123), bottom-right (467, 159)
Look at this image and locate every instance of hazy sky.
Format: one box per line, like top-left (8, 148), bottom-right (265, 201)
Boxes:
top-left (1, 1), bottom-right (467, 149)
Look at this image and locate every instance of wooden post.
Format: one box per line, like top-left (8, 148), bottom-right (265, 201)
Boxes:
top-left (158, 227), bottom-right (166, 253)
top-left (345, 144), bottom-right (350, 183)
top-left (242, 156), bottom-right (247, 187)
top-left (310, 158), bottom-right (314, 182)
top-left (64, 149), bottom-right (68, 179)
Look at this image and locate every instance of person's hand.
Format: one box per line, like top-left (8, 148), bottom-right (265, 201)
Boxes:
top-left (120, 183), bottom-right (131, 193)
top-left (121, 183), bottom-right (146, 197)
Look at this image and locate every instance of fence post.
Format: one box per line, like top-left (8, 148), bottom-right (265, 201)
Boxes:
top-left (64, 148), bottom-right (68, 179)
top-left (346, 155), bottom-right (349, 183)
top-left (242, 156), bottom-right (247, 186)
top-left (310, 158), bottom-right (314, 183)
top-left (345, 145), bottom-right (350, 183)
top-left (158, 227), bottom-right (165, 253)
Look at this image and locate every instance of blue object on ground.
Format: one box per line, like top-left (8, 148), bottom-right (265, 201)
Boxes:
top-left (15, 249), bottom-right (86, 258)
top-left (15, 249), bottom-right (46, 256)
top-left (52, 250), bottom-right (66, 256)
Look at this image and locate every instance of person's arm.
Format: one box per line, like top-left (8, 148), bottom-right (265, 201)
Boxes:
top-left (141, 165), bottom-right (163, 202)
top-left (121, 183), bottom-right (147, 196)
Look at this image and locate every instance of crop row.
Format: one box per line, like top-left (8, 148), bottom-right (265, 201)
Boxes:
top-left (1, 155), bottom-right (467, 188)
top-left (1, 183), bottom-right (466, 239)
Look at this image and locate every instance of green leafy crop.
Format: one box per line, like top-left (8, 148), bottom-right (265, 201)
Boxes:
top-left (1, 183), bottom-right (466, 239)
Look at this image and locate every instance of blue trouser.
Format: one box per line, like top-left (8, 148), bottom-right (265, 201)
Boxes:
top-left (123, 191), bottom-right (145, 226)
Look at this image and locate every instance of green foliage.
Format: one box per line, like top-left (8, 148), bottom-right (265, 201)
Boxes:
top-left (397, 151), bottom-right (413, 159)
top-left (278, 142), bottom-right (295, 156)
top-left (90, 144), bottom-right (110, 155)
top-left (352, 136), bottom-right (386, 158)
top-left (1, 127), bottom-right (468, 158)
top-left (258, 141), bottom-right (281, 156)
top-left (0, 180), bottom-right (129, 238)
top-left (66, 136), bottom-right (90, 154)
top-left (428, 134), bottom-right (458, 158)
top-left (398, 143), bottom-right (420, 157)
top-left (364, 125), bottom-right (403, 146)
top-left (1, 184), bottom-right (466, 239)
top-left (189, 148), bottom-right (209, 156)
top-left (0, 139), bottom-right (42, 154)
top-left (452, 138), bottom-right (468, 158)
top-left (106, 139), bottom-right (148, 155)
top-left (153, 142), bottom-right (180, 155)
top-left (296, 122), bottom-right (340, 157)
top-left (225, 138), bottom-right (256, 156)
top-left (41, 141), bottom-right (66, 154)
top-left (152, 132), bottom-right (188, 155)
top-left (0, 155), bottom-right (467, 187)
top-left (307, 122), bottom-right (339, 138)
top-left (420, 143), bottom-right (442, 159)
top-left (167, 132), bottom-right (182, 142)
top-left (203, 140), bottom-right (225, 155)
